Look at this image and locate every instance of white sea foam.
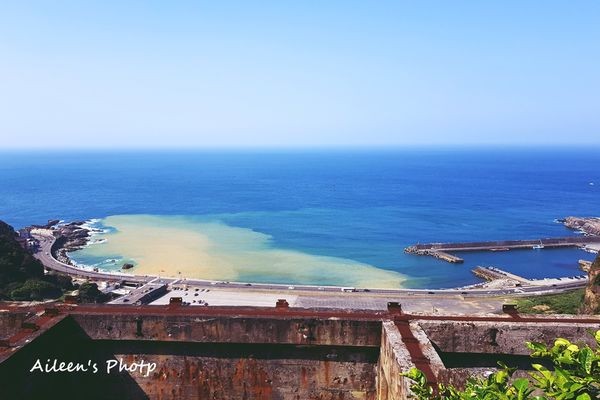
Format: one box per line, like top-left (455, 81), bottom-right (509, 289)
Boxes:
top-left (66, 257), bottom-right (95, 271)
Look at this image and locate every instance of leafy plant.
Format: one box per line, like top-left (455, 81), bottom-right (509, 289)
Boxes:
top-left (402, 330), bottom-right (600, 399)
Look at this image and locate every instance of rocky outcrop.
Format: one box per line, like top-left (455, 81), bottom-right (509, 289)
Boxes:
top-left (52, 222), bottom-right (91, 265)
top-left (580, 254), bottom-right (600, 314)
top-left (562, 217), bottom-right (600, 236)
top-left (45, 219), bottom-right (60, 228)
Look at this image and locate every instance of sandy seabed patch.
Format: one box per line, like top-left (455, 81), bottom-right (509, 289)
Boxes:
top-left (73, 214), bottom-right (407, 289)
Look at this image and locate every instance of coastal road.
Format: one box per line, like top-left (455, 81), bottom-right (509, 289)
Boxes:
top-left (32, 232), bottom-right (588, 304)
top-left (32, 233), bottom-right (150, 283)
top-left (175, 275), bottom-right (588, 298)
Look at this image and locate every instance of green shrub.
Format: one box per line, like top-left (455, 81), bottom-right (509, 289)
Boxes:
top-left (43, 272), bottom-right (74, 290)
top-left (78, 282), bottom-right (109, 303)
top-left (403, 330), bottom-right (600, 399)
top-left (10, 279), bottom-right (62, 301)
top-left (516, 290), bottom-right (585, 315)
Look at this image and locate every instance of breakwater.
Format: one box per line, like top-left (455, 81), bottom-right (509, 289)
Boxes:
top-left (406, 249), bottom-right (464, 263)
top-left (471, 266), bottom-right (528, 283)
top-left (405, 236), bottom-right (600, 263)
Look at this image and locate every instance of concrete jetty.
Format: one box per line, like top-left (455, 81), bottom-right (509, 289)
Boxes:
top-left (472, 266), bottom-right (528, 284)
top-left (412, 249), bottom-right (464, 263)
top-left (405, 236), bottom-right (600, 263)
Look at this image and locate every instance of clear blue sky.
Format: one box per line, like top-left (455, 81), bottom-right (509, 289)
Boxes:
top-left (1, 1), bottom-right (599, 148)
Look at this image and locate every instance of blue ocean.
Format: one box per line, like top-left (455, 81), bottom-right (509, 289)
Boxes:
top-left (0, 148), bottom-right (597, 288)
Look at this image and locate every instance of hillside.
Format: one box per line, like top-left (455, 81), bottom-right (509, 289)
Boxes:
top-left (581, 254), bottom-right (600, 314)
top-left (0, 221), bottom-right (72, 300)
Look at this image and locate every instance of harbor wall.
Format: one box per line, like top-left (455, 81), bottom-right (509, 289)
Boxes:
top-left (412, 236), bottom-right (600, 251)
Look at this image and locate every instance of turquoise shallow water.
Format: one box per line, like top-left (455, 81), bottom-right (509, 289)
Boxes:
top-left (0, 149), bottom-right (598, 288)
top-left (68, 215), bottom-right (407, 288)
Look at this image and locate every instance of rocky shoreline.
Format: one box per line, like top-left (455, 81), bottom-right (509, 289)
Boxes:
top-left (29, 220), bottom-right (102, 265)
top-left (561, 216), bottom-right (600, 236)
top-left (36, 215), bottom-right (600, 288)
top-left (50, 221), bottom-right (94, 265)
top-left (47, 221), bottom-right (129, 270)
top-left (21, 219), bottom-right (92, 265)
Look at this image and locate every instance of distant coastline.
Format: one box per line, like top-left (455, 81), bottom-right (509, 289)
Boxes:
top-left (4, 150), bottom-right (598, 288)
top-left (33, 215), bottom-right (599, 291)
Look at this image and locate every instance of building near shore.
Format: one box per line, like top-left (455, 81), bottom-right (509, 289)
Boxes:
top-left (109, 281), bottom-right (169, 306)
top-left (17, 228), bottom-right (30, 239)
top-left (30, 227), bottom-right (54, 237)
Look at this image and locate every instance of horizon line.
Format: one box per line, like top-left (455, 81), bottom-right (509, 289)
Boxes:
top-left (1, 143), bottom-right (600, 152)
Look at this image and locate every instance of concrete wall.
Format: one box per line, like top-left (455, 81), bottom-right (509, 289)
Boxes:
top-left (0, 311), bottom-right (28, 339)
top-left (3, 309), bottom-right (599, 399)
top-left (73, 314), bottom-right (382, 399)
top-left (72, 314), bottom-right (382, 348)
top-left (110, 344), bottom-right (378, 400)
top-left (376, 321), bottom-right (414, 400)
top-left (417, 320), bottom-right (600, 355)
top-left (1, 314), bottom-right (382, 400)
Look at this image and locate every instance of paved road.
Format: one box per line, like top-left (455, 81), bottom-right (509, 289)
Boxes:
top-left (33, 233), bottom-right (150, 283)
top-left (32, 233), bottom-right (587, 301)
top-left (149, 286), bottom-right (507, 314)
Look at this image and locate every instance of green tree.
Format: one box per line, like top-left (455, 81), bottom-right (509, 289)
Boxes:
top-left (10, 279), bottom-right (62, 301)
top-left (78, 282), bottom-right (108, 303)
top-left (0, 220), bottom-right (74, 300)
top-left (0, 221), bottom-right (44, 296)
top-left (402, 330), bottom-right (600, 399)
